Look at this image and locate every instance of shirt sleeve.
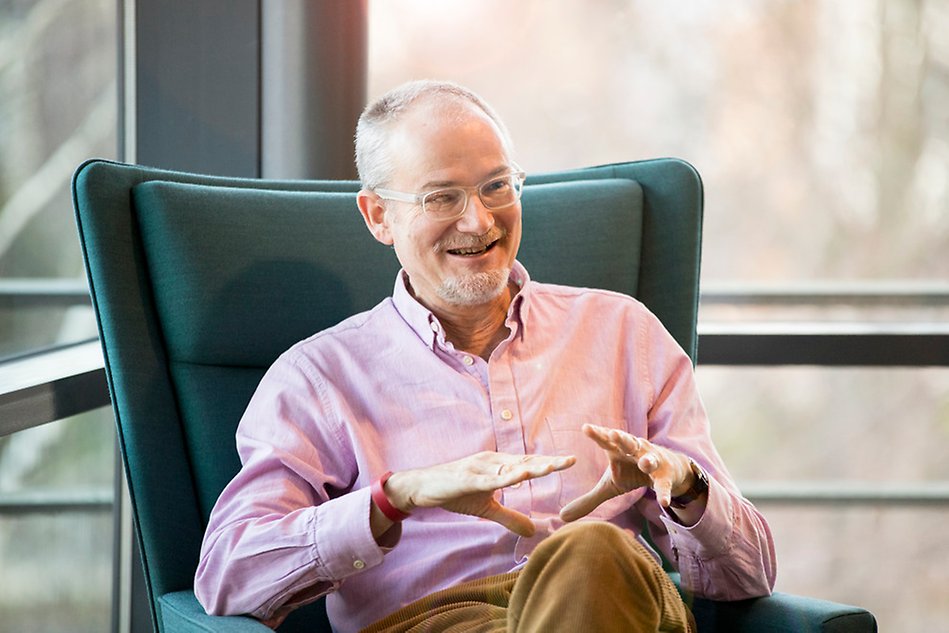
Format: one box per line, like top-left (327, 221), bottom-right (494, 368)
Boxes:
top-left (635, 309), bottom-right (777, 601)
top-left (193, 352), bottom-right (398, 623)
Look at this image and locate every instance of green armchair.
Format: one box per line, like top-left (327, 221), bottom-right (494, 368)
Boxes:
top-left (72, 158), bottom-right (876, 632)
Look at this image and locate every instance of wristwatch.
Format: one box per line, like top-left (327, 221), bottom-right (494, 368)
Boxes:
top-left (670, 459), bottom-right (709, 509)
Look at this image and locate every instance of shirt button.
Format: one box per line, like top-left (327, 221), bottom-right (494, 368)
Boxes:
top-left (500, 409), bottom-right (513, 421)
top-left (353, 559), bottom-right (365, 570)
top-left (462, 355), bottom-right (474, 366)
top-left (430, 322), bottom-right (439, 332)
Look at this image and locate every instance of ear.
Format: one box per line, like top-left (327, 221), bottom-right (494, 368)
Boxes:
top-left (357, 190), bottom-right (394, 245)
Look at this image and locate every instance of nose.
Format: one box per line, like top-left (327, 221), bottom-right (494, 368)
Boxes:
top-left (453, 190), bottom-right (495, 234)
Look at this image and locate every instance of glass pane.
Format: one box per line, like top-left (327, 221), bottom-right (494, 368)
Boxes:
top-left (0, 512), bottom-right (113, 633)
top-left (696, 366), bottom-right (949, 482)
top-left (0, 408), bottom-right (114, 632)
top-left (0, 304), bottom-right (98, 359)
top-left (368, 0), bottom-right (949, 283)
top-left (698, 366), bottom-right (949, 629)
top-left (0, 0), bottom-right (117, 359)
top-left (761, 505), bottom-right (949, 632)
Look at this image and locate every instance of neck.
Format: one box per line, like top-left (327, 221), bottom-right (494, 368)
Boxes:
top-left (433, 284), bottom-right (515, 361)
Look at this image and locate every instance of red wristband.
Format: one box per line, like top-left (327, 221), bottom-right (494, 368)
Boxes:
top-left (371, 471), bottom-right (410, 522)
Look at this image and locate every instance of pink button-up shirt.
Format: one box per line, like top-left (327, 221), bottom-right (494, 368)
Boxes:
top-left (195, 262), bottom-right (776, 632)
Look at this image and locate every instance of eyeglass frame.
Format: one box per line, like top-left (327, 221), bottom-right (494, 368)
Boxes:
top-left (373, 168), bottom-right (526, 221)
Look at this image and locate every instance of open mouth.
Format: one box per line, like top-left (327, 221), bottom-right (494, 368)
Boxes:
top-left (446, 239), bottom-right (499, 257)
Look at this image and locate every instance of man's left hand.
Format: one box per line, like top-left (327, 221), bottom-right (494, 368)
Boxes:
top-left (560, 424), bottom-right (697, 522)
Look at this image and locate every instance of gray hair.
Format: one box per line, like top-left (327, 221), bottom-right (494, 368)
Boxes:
top-left (354, 79), bottom-right (514, 191)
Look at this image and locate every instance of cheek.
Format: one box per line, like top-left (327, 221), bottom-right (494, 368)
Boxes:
top-left (396, 225), bottom-right (445, 265)
top-left (504, 217), bottom-right (522, 252)
top-left (411, 223), bottom-right (453, 252)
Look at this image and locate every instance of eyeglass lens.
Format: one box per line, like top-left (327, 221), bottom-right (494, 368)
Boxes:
top-left (422, 174), bottom-right (522, 217)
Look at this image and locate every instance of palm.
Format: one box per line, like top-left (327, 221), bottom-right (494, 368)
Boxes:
top-left (385, 451), bottom-right (576, 537)
top-left (608, 456), bottom-right (652, 492)
top-left (561, 424), bottom-right (691, 522)
top-left (441, 490), bottom-right (504, 519)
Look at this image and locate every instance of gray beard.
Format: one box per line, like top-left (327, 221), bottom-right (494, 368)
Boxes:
top-left (436, 267), bottom-right (511, 306)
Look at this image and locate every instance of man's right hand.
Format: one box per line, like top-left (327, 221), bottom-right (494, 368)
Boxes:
top-left (379, 452), bottom-right (576, 537)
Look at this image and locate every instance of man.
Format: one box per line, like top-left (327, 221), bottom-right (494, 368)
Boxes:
top-left (195, 80), bottom-right (776, 632)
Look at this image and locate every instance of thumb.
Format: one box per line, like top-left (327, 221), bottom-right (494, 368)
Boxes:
top-left (481, 502), bottom-right (537, 537)
top-left (654, 478), bottom-right (673, 508)
top-left (559, 469), bottom-right (621, 522)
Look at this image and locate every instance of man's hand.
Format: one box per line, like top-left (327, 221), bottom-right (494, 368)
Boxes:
top-left (560, 424), bottom-right (696, 522)
top-left (383, 452), bottom-right (576, 537)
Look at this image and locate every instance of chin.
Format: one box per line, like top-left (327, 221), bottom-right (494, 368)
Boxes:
top-left (437, 268), bottom-right (511, 306)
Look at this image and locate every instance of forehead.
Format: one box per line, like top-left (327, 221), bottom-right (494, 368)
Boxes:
top-left (387, 99), bottom-right (511, 187)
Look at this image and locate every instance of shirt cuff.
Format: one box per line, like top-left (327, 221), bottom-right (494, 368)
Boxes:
top-left (312, 486), bottom-right (394, 579)
top-left (657, 475), bottom-right (734, 560)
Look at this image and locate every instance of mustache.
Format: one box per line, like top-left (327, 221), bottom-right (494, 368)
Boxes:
top-left (436, 226), bottom-right (507, 252)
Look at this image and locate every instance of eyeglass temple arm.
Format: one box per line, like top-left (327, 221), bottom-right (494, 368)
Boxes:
top-left (373, 188), bottom-right (418, 203)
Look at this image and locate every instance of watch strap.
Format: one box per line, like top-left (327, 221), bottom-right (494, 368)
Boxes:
top-left (670, 459), bottom-right (709, 509)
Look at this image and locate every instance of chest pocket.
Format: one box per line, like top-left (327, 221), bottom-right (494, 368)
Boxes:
top-left (544, 414), bottom-right (630, 512)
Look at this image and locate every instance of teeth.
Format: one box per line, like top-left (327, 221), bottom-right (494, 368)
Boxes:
top-left (449, 244), bottom-right (488, 255)
top-left (445, 237), bottom-right (502, 256)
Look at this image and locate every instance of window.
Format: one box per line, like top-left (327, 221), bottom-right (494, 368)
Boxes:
top-left (0, 1), bottom-right (118, 630)
top-left (368, 0), bottom-right (949, 284)
top-left (0, 0), bottom-right (117, 359)
top-left (368, 2), bottom-right (949, 629)
top-left (0, 409), bottom-right (115, 633)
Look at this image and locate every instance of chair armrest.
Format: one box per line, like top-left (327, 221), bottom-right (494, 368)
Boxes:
top-left (689, 591), bottom-right (878, 633)
top-left (158, 591), bottom-right (272, 633)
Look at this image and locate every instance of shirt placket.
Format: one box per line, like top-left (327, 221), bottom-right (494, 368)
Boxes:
top-left (485, 349), bottom-right (531, 518)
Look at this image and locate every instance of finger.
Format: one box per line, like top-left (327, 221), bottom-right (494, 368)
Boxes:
top-left (583, 424), bottom-right (618, 445)
top-left (581, 425), bottom-right (626, 455)
top-left (559, 469), bottom-right (620, 522)
top-left (638, 452), bottom-right (660, 474)
top-left (654, 477), bottom-right (673, 508)
top-left (582, 423), bottom-right (612, 440)
top-left (560, 487), bottom-right (614, 522)
top-left (529, 454), bottom-right (576, 472)
top-left (584, 426), bottom-right (647, 463)
top-left (494, 453), bottom-right (574, 469)
top-left (482, 503), bottom-right (536, 537)
top-left (503, 455), bottom-right (575, 480)
top-left (614, 432), bottom-right (644, 457)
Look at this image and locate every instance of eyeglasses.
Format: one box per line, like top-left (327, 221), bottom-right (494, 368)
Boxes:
top-left (374, 170), bottom-right (526, 221)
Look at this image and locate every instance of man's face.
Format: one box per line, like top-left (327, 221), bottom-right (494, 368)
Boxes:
top-left (365, 101), bottom-right (522, 316)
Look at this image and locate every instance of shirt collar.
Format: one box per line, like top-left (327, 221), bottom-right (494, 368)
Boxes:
top-left (392, 261), bottom-right (532, 349)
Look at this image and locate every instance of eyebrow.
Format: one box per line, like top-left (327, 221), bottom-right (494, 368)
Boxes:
top-left (420, 165), bottom-right (512, 191)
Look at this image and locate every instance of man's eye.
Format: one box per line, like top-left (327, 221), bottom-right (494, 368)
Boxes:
top-left (426, 190), bottom-right (462, 207)
top-left (484, 178), bottom-right (511, 194)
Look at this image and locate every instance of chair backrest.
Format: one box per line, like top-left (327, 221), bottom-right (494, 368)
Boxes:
top-left (72, 158), bottom-right (703, 631)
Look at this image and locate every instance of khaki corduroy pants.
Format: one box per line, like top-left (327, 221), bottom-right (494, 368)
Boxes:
top-left (361, 521), bottom-right (694, 633)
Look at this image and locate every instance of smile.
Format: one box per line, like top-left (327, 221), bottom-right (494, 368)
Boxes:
top-left (446, 239), bottom-right (499, 257)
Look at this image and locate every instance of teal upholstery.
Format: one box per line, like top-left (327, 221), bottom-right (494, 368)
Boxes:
top-left (72, 158), bottom-right (876, 632)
